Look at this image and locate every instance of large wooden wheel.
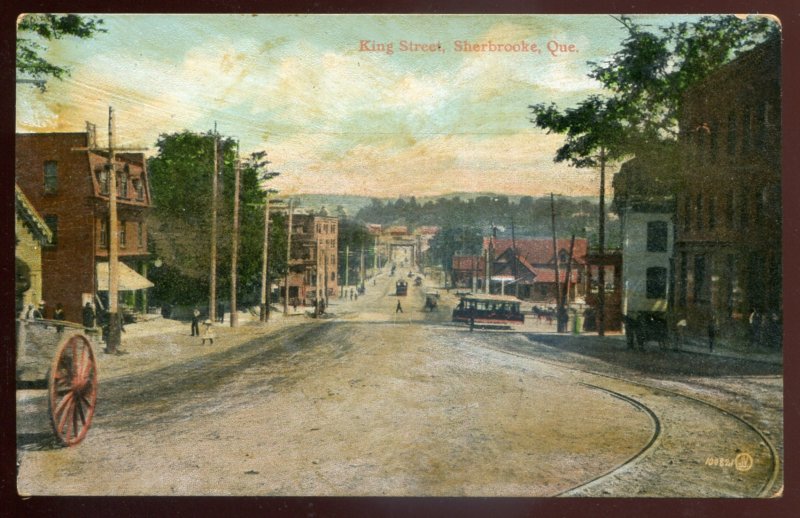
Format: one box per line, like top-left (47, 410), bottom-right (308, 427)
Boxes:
top-left (48, 333), bottom-right (98, 446)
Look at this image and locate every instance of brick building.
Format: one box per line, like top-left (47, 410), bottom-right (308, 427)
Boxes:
top-left (15, 130), bottom-right (153, 323)
top-left (283, 213), bottom-right (338, 306)
top-left (675, 37), bottom-right (781, 338)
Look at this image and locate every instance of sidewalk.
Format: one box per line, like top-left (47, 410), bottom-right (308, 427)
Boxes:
top-left (524, 329), bottom-right (783, 366)
top-left (93, 306), bottom-right (314, 382)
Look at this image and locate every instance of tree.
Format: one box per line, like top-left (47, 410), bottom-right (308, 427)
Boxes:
top-left (17, 14), bottom-right (105, 90)
top-left (529, 15), bottom-right (777, 335)
top-left (146, 130), bottom-right (272, 306)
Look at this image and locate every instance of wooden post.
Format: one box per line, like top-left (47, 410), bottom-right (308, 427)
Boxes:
top-left (260, 191), bottom-right (271, 322)
top-left (209, 127), bottom-right (218, 323)
top-left (283, 200), bottom-right (293, 316)
top-left (106, 107), bottom-right (121, 353)
top-left (598, 147), bottom-right (606, 336)
top-left (230, 152), bottom-right (241, 327)
top-left (550, 193), bottom-right (562, 312)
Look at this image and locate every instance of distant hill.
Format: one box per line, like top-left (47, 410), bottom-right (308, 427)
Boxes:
top-left (294, 192), bottom-right (599, 217)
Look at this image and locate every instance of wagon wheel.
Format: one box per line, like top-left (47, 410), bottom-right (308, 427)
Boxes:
top-left (48, 333), bottom-right (98, 446)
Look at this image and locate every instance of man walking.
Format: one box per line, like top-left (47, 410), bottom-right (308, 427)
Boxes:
top-left (396, 300), bottom-right (403, 313)
top-left (191, 307), bottom-right (201, 336)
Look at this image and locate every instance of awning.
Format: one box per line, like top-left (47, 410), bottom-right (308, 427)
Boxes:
top-left (96, 261), bottom-right (154, 291)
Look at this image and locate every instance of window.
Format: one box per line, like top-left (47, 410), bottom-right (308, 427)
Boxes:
top-left (98, 169), bottom-right (109, 195)
top-left (118, 171), bottom-right (128, 198)
top-left (726, 190), bottom-right (735, 229)
top-left (646, 221), bottom-right (668, 252)
top-left (646, 267), bottom-right (667, 299)
top-left (133, 178), bottom-right (144, 200)
top-left (727, 111), bottom-right (737, 157)
top-left (44, 161), bottom-right (58, 194)
top-left (683, 195), bottom-right (691, 232)
top-left (331, 272), bottom-right (336, 281)
top-left (693, 255), bottom-right (708, 303)
top-left (44, 215), bottom-right (58, 245)
top-left (695, 193), bottom-right (704, 231)
top-left (138, 222), bottom-right (144, 248)
top-left (739, 190), bottom-right (749, 230)
top-left (100, 219), bottom-right (108, 248)
top-left (708, 196), bottom-right (716, 231)
top-left (742, 107), bottom-right (752, 151)
top-left (678, 252), bottom-right (688, 307)
top-left (119, 220), bottom-right (127, 248)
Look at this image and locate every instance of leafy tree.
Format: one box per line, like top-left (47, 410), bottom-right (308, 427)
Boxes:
top-left (17, 14), bottom-right (105, 90)
top-left (146, 130), bottom-right (278, 306)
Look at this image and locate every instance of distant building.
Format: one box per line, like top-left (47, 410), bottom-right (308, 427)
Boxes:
top-left (15, 184), bottom-right (53, 314)
top-left (283, 214), bottom-right (338, 305)
top-left (451, 255), bottom-right (486, 292)
top-left (373, 224), bottom-right (439, 268)
top-left (482, 237), bottom-right (588, 302)
top-left (675, 37), bottom-right (781, 337)
top-left (15, 129), bottom-right (153, 322)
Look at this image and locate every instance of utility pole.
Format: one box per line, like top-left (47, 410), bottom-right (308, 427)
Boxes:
top-left (373, 236), bottom-right (378, 273)
top-left (71, 108), bottom-right (147, 354)
top-left (105, 107), bottom-right (120, 353)
top-left (324, 251), bottom-right (329, 308)
top-left (230, 148), bottom-right (241, 327)
top-left (209, 124), bottom-right (219, 323)
top-left (551, 193), bottom-right (563, 331)
top-left (345, 245), bottom-right (350, 288)
top-left (597, 147), bottom-right (607, 336)
top-left (283, 199), bottom-right (293, 316)
top-left (511, 215), bottom-right (519, 298)
top-left (360, 247), bottom-right (365, 287)
top-left (260, 191), bottom-right (271, 322)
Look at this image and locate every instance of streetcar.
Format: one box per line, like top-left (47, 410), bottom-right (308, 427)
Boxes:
top-left (452, 294), bottom-right (525, 329)
top-left (395, 280), bottom-right (408, 296)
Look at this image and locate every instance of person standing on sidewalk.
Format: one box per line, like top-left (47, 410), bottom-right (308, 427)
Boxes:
top-left (396, 300), bottom-right (403, 313)
top-left (707, 316), bottom-right (717, 352)
top-left (53, 303), bottom-right (65, 333)
top-left (191, 307), bottom-right (201, 336)
top-left (217, 301), bottom-right (225, 323)
top-left (83, 302), bottom-right (96, 329)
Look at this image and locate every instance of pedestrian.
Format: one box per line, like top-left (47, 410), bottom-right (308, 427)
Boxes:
top-left (319, 299), bottom-right (326, 315)
top-left (707, 316), bottom-right (717, 352)
top-left (749, 309), bottom-right (762, 347)
top-left (37, 300), bottom-right (47, 319)
top-left (350, 289), bottom-right (354, 301)
top-left (201, 320), bottom-right (215, 345)
top-left (396, 300), bottom-right (403, 313)
top-left (355, 292), bottom-right (358, 301)
top-left (676, 318), bottom-right (688, 347)
top-left (191, 307), bottom-right (200, 336)
top-left (218, 302), bottom-right (225, 323)
top-left (83, 302), bottom-right (96, 328)
top-left (53, 303), bottom-right (65, 333)
top-left (292, 298), bottom-right (298, 313)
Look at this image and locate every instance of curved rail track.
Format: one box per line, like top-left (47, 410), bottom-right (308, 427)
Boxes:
top-left (468, 334), bottom-right (781, 497)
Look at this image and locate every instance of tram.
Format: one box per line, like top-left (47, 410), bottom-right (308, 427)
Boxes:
top-left (452, 294), bottom-right (525, 329)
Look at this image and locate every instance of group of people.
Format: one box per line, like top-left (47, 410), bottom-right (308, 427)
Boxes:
top-left (20, 300), bottom-right (67, 333)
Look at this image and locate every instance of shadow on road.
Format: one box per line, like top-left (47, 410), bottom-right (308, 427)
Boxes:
top-left (521, 333), bottom-right (782, 378)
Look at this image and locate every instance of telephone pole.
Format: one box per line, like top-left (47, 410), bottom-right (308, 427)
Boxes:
top-left (550, 193), bottom-right (563, 331)
top-left (260, 191), bottom-right (271, 322)
top-left (597, 147), bottom-right (607, 337)
top-left (283, 199), bottom-right (294, 316)
top-left (71, 108), bottom-right (147, 354)
top-left (105, 107), bottom-right (121, 353)
top-left (209, 125), bottom-right (219, 323)
top-left (230, 148), bottom-right (241, 327)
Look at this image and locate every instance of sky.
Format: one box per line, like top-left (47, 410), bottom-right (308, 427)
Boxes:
top-left (16, 14), bottom-right (707, 198)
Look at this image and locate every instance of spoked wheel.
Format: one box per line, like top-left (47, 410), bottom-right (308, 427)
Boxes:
top-left (48, 333), bottom-right (98, 446)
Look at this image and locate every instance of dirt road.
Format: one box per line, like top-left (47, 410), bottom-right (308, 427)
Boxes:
top-left (16, 273), bottom-right (782, 496)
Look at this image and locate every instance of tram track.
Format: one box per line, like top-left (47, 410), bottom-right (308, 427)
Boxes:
top-left (471, 334), bottom-right (781, 497)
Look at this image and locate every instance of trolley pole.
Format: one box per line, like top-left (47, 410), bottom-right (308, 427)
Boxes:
top-left (209, 125), bottom-right (219, 323)
top-left (230, 150), bottom-right (241, 327)
top-left (283, 199), bottom-right (293, 316)
top-left (105, 107), bottom-right (121, 354)
top-left (260, 191), bottom-right (271, 322)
